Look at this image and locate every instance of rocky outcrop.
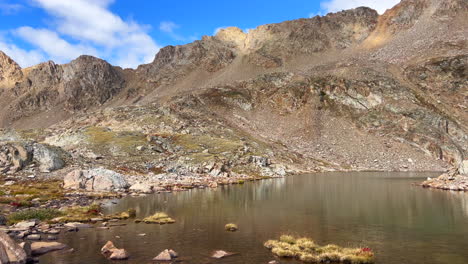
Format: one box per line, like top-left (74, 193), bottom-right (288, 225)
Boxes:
top-left (63, 168), bottom-right (129, 192)
top-left (0, 51), bottom-right (22, 85)
top-left (422, 167), bottom-right (468, 191)
top-left (0, 142), bottom-right (32, 174)
top-left (0, 141), bottom-right (65, 174)
top-left (32, 144), bottom-right (65, 172)
top-left (61, 56), bottom-right (125, 110)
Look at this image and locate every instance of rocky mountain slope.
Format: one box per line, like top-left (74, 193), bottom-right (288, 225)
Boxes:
top-left (0, 0), bottom-right (466, 180)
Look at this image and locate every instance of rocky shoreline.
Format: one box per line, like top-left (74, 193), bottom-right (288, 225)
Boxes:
top-left (421, 162), bottom-right (468, 191)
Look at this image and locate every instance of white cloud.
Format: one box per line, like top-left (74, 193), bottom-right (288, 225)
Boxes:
top-left (1, 0), bottom-right (160, 68)
top-left (0, 41), bottom-right (45, 67)
top-left (0, 1), bottom-right (23, 15)
top-left (159, 21), bottom-right (189, 41)
top-left (15, 27), bottom-right (98, 63)
top-left (320, 0), bottom-right (400, 14)
top-left (159, 21), bottom-right (179, 34)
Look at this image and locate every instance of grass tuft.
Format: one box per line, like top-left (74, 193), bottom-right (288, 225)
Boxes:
top-left (7, 208), bottom-right (64, 224)
top-left (265, 235), bottom-right (374, 263)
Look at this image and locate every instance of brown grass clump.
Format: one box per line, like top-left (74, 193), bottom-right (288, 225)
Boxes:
top-left (142, 212), bottom-right (175, 224)
top-left (264, 235), bottom-right (374, 263)
top-left (225, 223), bottom-right (238, 231)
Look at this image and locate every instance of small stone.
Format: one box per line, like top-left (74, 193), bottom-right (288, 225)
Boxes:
top-left (109, 248), bottom-right (130, 260)
top-left (153, 249), bottom-right (172, 261)
top-left (26, 234), bottom-right (41, 240)
top-left (64, 222), bottom-right (92, 229)
top-left (211, 250), bottom-right (235, 259)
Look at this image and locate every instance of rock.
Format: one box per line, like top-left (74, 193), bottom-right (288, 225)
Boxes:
top-left (0, 142), bottom-right (32, 174)
top-left (31, 242), bottom-right (66, 255)
top-left (211, 250), bottom-right (235, 259)
top-left (18, 242), bottom-right (31, 258)
top-left (64, 168), bottom-right (129, 192)
top-left (32, 144), bottom-right (65, 172)
top-left (249, 156), bottom-right (271, 167)
top-left (168, 249), bottom-right (178, 258)
top-left (269, 261), bottom-right (280, 264)
top-left (64, 222), bottom-right (92, 229)
top-left (460, 160), bottom-right (468, 175)
top-left (100, 241), bottom-right (116, 254)
top-left (129, 183), bottom-right (153, 194)
top-left (136, 146), bottom-right (145, 151)
top-left (101, 241), bottom-right (129, 260)
top-left (0, 243), bottom-right (9, 264)
top-left (0, 231), bottom-right (28, 263)
top-left (46, 235), bottom-right (57, 241)
top-left (109, 248), bottom-right (130, 260)
top-left (153, 249), bottom-right (175, 261)
top-left (26, 234), bottom-right (41, 240)
top-left (14, 220), bottom-right (38, 230)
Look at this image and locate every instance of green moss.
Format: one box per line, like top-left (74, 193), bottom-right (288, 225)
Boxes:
top-left (7, 208), bottom-right (64, 224)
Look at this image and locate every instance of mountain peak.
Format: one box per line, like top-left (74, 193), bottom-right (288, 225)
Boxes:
top-left (0, 51), bottom-right (22, 82)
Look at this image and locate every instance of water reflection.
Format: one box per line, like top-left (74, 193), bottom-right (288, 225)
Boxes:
top-left (40, 172), bottom-right (468, 264)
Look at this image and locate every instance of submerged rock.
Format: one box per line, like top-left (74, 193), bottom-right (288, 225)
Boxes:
top-left (31, 242), bottom-right (66, 255)
top-left (211, 250), bottom-right (235, 259)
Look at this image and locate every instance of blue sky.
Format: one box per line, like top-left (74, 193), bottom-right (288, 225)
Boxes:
top-left (0, 0), bottom-right (400, 68)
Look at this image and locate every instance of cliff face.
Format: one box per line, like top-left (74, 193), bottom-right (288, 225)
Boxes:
top-left (0, 0), bottom-right (466, 172)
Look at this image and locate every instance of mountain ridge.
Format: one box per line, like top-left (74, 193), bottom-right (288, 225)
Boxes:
top-left (0, 0), bottom-right (466, 174)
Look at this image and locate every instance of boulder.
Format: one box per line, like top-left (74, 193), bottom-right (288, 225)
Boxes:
top-left (129, 183), bottom-right (153, 194)
top-left (100, 241), bottom-right (116, 254)
top-left (0, 231), bottom-right (28, 263)
top-left (0, 142), bottom-right (32, 174)
top-left (64, 168), bottom-right (129, 192)
top-left (101, 241), bottom-right (129, 260)
top-left (32, 144), bottom-right (65, 172)
top-left (31, 242), bottom-right (66, 255)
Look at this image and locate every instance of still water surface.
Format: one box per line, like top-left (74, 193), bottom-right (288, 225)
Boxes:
top-left (40, 172), bottom-right (468, 264)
